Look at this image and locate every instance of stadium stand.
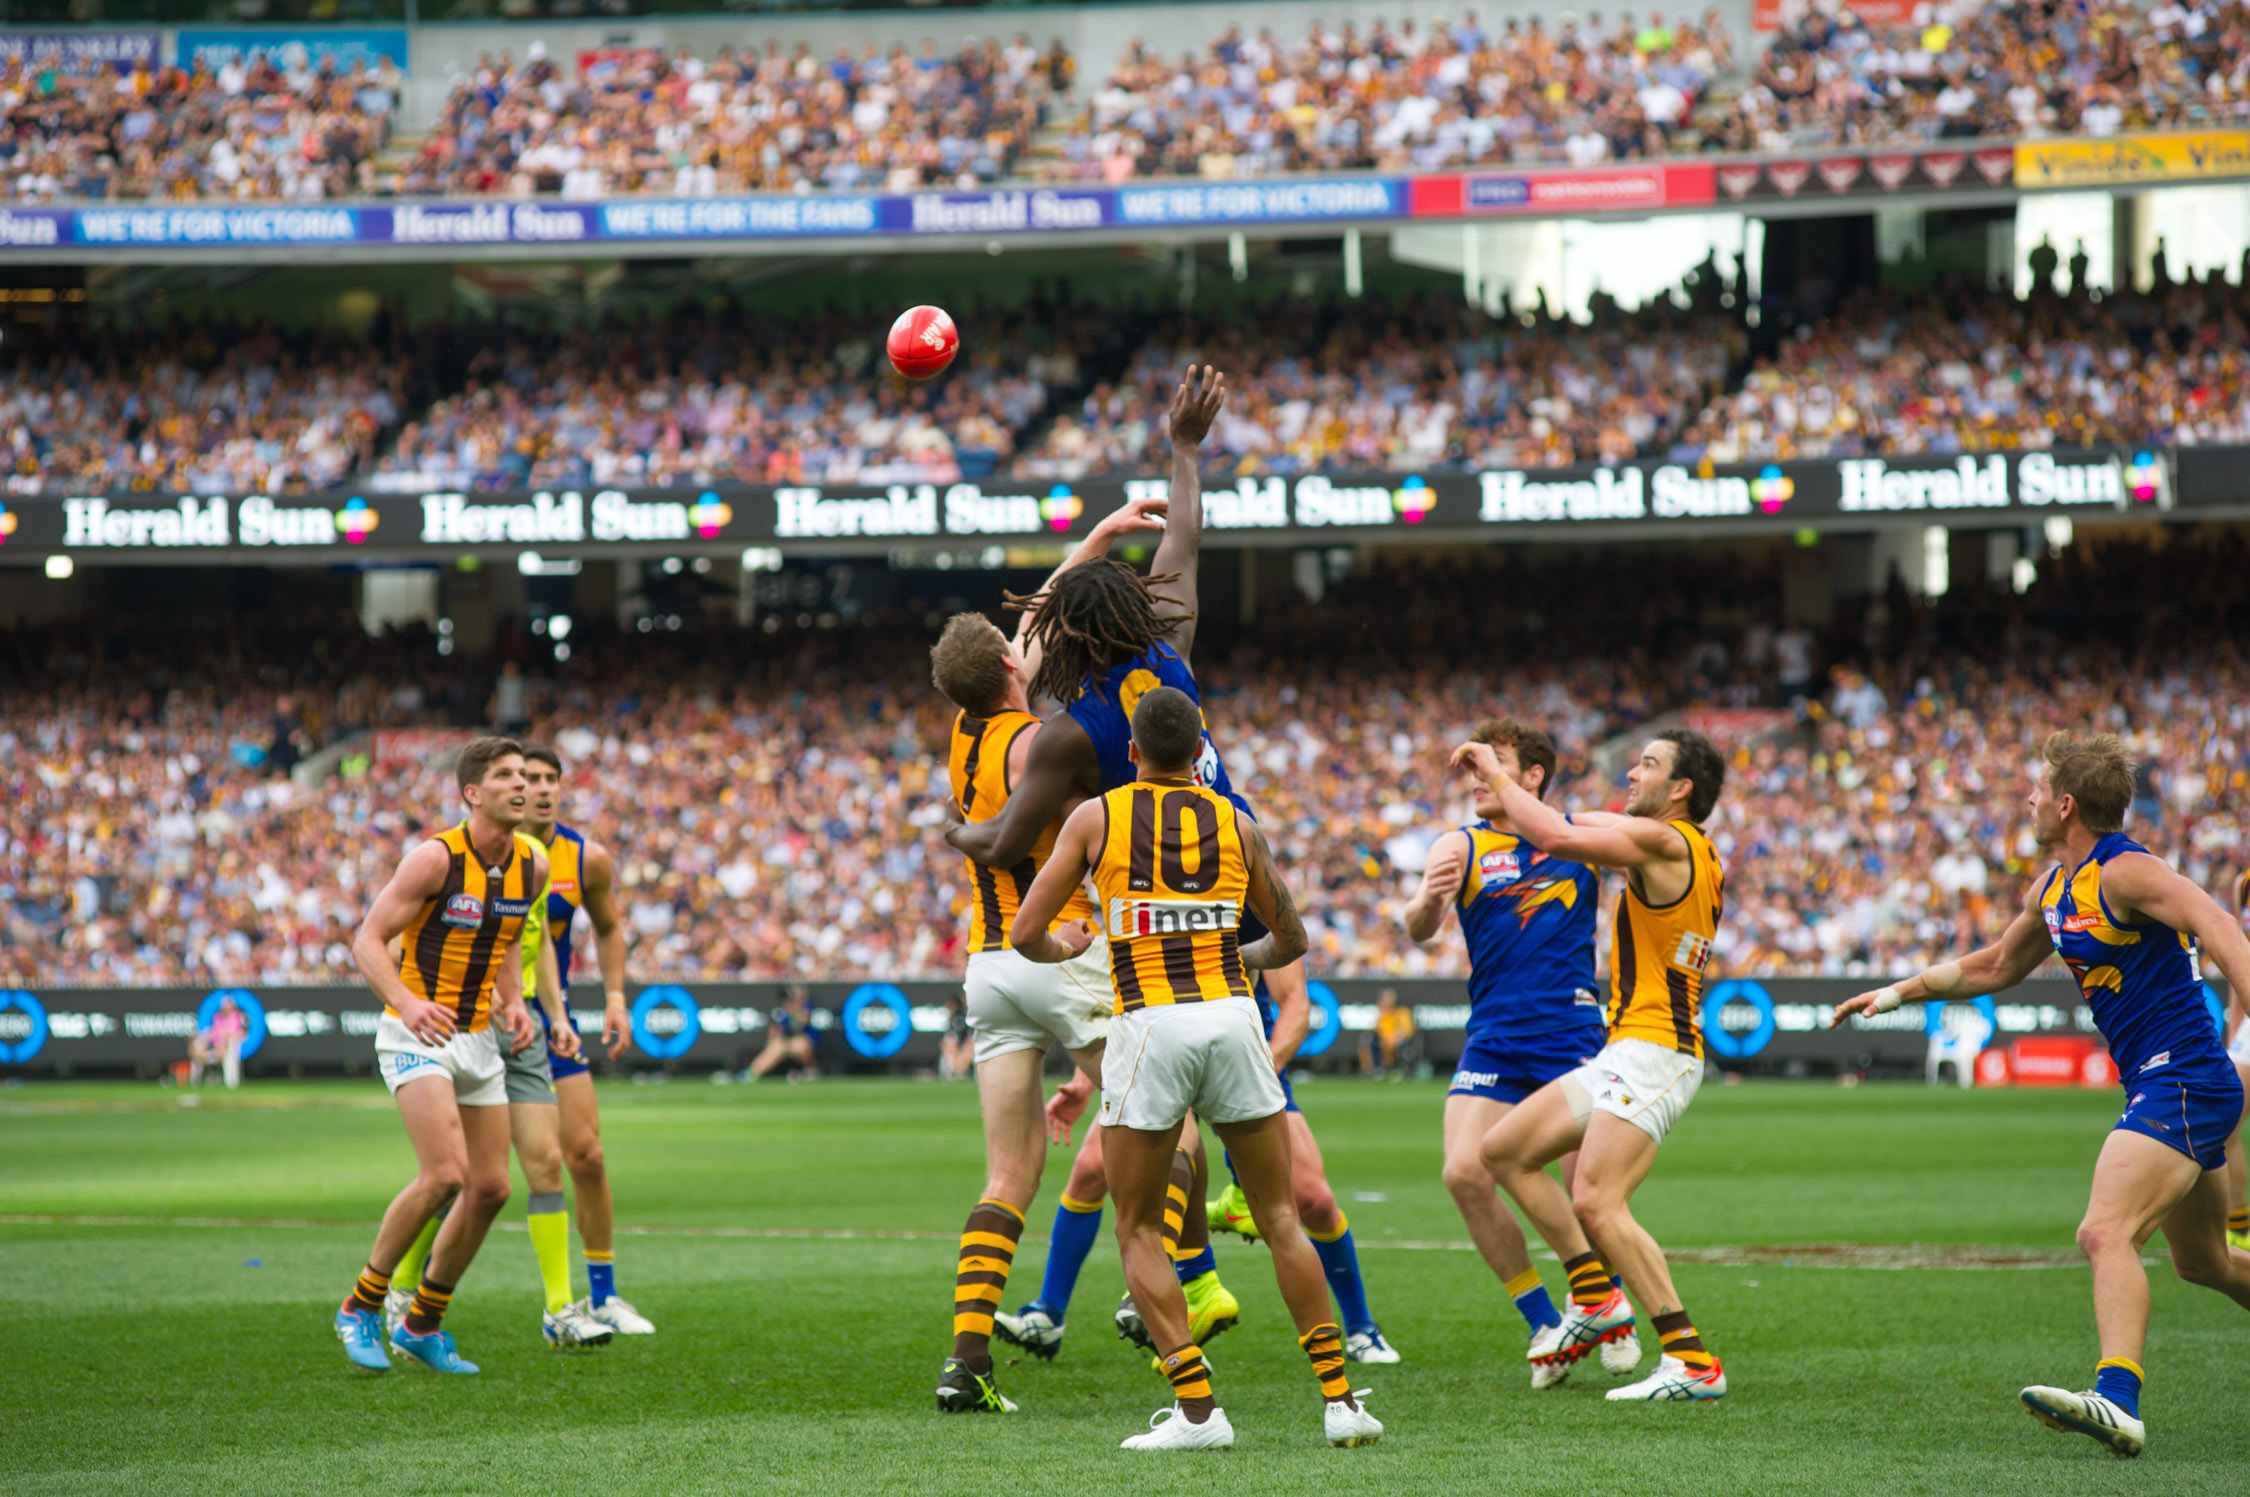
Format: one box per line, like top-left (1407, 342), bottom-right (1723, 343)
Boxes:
top-left (8, 3), bottom-right (2250, 201)
top-left (6, 534), bottom-right (2245, 989)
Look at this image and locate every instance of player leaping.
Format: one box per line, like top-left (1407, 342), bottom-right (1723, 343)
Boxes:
top-left (335, 737), bottom-right (546, 1375)
top-left (951, 365), bottom-right (1396, 1365)
top-left (1833, 733), bottom-right (2250, 1458)
top-left (1464, 728), bottom-right (1731, 1401)
top-left (1011, 686), bottom-right (1382, 1451)
top-left (1402, 717), bottom-right (1636, 1386)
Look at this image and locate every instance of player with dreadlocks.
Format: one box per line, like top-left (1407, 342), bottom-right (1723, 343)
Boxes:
top-left (950, 366), bottom-right (1401, 1371)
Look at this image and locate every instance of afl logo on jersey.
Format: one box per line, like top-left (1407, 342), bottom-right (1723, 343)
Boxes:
top-left (1478, 848), bottom-right (1520, 882)
top-left (441, 893), bottom-right (485, 928)
top-left (2042, 908), bottom-right (2063, 940)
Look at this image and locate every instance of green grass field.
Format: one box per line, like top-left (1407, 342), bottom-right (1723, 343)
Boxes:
top-left (6, 1077), bottom-right (2245, 1495)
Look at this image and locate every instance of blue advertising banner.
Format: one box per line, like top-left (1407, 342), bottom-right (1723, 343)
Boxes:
top-left (175, 27), bottom-right (410, 72)
top-left (0, 32), bottom-right (158, 71)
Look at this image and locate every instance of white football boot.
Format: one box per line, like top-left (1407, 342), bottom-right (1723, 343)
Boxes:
top-left (992, 1304), bottom-right (1065, 1360)
top-left (1324, 1391), bottom-right (1383, 1447)
top-left (2020, 1385), bottom-right (2144, 1458)
top-left (586, 1296), bottom-right (655, 1335)
top-left (1606, 1353), bottom-right (1727, 1401)
top-left (1121, 1405), bottom-right (1236, 1450)
top-left (1344, 1326), bottom-right (1401, 1364)
top-left (542, 1301), bottom-right (615, 1348)
top-left (1597, 1319), bottom-right (1643, 1375)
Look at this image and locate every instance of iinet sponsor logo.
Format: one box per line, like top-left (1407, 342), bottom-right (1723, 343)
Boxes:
top-left (1476, 465), bottom-right (1767, 523)
top-left (1837, 454), bottom-right (2124, 511)
top-left (1108, 897), bottom-right (1240, 938)
top-left (773, 483), bottom-right (1065, 539)
top-left (419, 490), bottom-right (716, 544)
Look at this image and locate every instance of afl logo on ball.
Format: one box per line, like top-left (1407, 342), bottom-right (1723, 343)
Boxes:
top-left (442, 893), bottom-right (485, 928)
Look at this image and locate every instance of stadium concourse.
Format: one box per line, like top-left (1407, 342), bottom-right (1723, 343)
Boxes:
top-left (8, 263), bottom-right (2250, 497)
top-left (3, 531), bottom-right (2246, 993)
top-left (7, 1), bottom-right (2250, 200)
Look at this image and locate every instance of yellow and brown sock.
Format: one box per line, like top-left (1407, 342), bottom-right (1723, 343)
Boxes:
top-left (1563, 1252), bottom-right (1614, 1311)
top-left (2229, 1206), bottom-right (2248, 1236)
top-left (345, 1263), bottom-right (391, 1315)
top-left (1162, 1148), bottom-right (1206, 1259)
top-left (1161, 1342), bottom-right (1218, 1422)
top-left (403, 1276), bottom-right (454, 1335)
top-left (1652, 1308), bottom-right (1716, 1372)
top-left (951, 1197), bottom-right (1024, 1365)
top-left (1300, 1321), bottom-right (1354, 1405)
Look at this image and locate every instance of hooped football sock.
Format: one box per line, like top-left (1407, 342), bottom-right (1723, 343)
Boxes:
top-left (951, 1197), bottom-right (1025, 1363)
top-left (2230, 1207), bottom-right (2249, 1236)
top-left (1162, 1343), bottom-right (1217, 1422)
top-left (1300, 1322), bottom-right (1353, 1402)
top-left (404, 1276), bottom-right (454, 1335)
top-left (346, 1263), bottom-right (391, 1315)
top-left (1504, 1266), bottom-right (1562, 1331)
top-left (1564, 1251), bottom-right (1615, 1311)
top-left (1652, 1308), bottom-right (1715, 1372)
top-left (1306, 1213), bottom-right (1374, 1332)
top-left (2093, 1357), bottom-right (2143, 1419)
top-left (526, 1191), bottom-right (573, 1314)
top-left (585, 1248), bottom-right (615, 1307)
top-left (391, 1210), bottom-right (444, 1299)
top-left (1036, 1195), bottom-right (1104, 1318)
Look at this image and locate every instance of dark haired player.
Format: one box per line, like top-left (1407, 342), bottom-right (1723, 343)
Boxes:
top-left (952, 366), bottom-right (1396, 1365)
top-left (1011, 686), bottom-right (1381, 1451)
top-left (1463, 728), bottom-right (1732, 1401)
top-left (1834, 732), bottom-right (2250, 1457)
top-left (334, 737), bottom-right (545, 1375)
top-left (1403, 717), bottom-right (1634, 1387)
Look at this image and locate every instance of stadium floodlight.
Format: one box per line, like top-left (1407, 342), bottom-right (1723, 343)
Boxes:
top-left (44, 554), bottom-right (72, 579)
top-left (2044, 516), bottom-right (2074, 552)
top-left (548, 614), bottom-right (572, 641)
top-left (742, 547), bottom-right (783, 573)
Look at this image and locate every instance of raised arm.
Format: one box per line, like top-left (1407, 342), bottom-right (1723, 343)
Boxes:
top-left (946, 711), bottom-right (1096, 868)
top-left (1402, 828), bottom-right (1471, 943)
top-left (579, 836), bottom-right (634, 1059)
top-left (2103, 850), bottom-right (2250, 1001)
top-left (1830, 876), bottom-right (2058, 1027)
top-left (1237, 814), bottom-right (1309, 971)
top-left (1146, 365), bottom-right (1226, 665)
top-left (1452, 740), bottom-right (1684, 872)
top-left (352, 840), bottom-right (460, 1046)
top-left (1014, 494), bottom-right (1171, 688)
top-left (1011, 798), bottom-right (1105, 963)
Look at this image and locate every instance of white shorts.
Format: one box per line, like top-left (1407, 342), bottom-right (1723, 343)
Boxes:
top-left (1560, 1037), bottom-right (1704, 1145)
top-left (375, 1012), bottom-right (508, 1108)
top-left (965, 935), bottom-right (1113, 1066)
top-left (2230, 1016), bottom-right (2250, 1068)
top-left (1099, 996), bottom-right (1286, 1133)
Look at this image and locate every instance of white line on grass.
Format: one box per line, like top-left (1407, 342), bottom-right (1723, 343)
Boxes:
top-left (0, 1215), bottom-right (2121, 1267)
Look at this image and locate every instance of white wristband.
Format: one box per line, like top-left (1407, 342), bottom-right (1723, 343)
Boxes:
top-left (1868, 986), bottom-right (1904, 1015)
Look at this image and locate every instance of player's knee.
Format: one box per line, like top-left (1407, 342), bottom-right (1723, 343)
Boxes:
top-left (566, 1137), bottom-right (605, 1180)
top-left (421, 1159), bottom-right (468, 1198)
top-left (464, 1174), bottom-right (510, 1214)
top-left (1571, 1181), bottom-right (1621, 1237)
top-left (2170, 1243), bottom-right (2228, 1287)
top-left (1295, 1180), bottom-right (1340, 1234)
top-left (1440, 1151), bottom-right (1491, 1200)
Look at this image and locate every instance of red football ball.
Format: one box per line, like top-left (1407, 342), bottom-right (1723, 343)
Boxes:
top-left (887, 304), bottom-right (959, 381)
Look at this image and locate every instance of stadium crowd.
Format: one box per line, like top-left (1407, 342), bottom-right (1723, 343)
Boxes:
top-left (398, 37), bottom-right (1070, 198)
top-left (10, 3), bottom-right (2250, 203)
top-left (1667, 268), bottom-right (2250, 461)
top-left (6, 534), bottom-right (2246, 992)
top-left (1, 49), bottom-right (399, 203)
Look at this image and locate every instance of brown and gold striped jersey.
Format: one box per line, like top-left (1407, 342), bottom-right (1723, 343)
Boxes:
top-left (392, 822), bottom-right (540, 1034)
top-left (949, 709), bottom-right (1095, 953)
top-left (1607, 819), bottom-right (1726, 1057)
top-left (1089, 778), bottom-right (1254, 1015)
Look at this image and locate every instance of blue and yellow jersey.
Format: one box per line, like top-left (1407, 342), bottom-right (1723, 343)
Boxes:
top-left (542, 824), bottom-right (587, 982)
top-left (1456, 822), bottom-right (1604, 1044)
top-left (2038, 832), bottom-right (2227, 1082)
top-left (1065, 641), bottom-right (1248, 813)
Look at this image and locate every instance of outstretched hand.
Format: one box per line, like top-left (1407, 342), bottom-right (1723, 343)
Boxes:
top-left (1168, 364), bottom-right (1226, 448)
top-left (1091, 491), bottom-right (1169, 541)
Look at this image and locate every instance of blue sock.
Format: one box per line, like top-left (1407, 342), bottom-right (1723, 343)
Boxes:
top-left (585, 1254), bottom-right (615, 1307)
top-left (1221, 1150), bottom-right (1240, 1187)
top-left (1036, 1196), bottom-right (1104, 1319)
top-left (2093, 1358), bottom-right (2142, 1419)
top-left (1309, 1219), bottom-right (1374, 1333)
top-left (1505, 1267), bottom-right (1562, 1331)
top-left (1172, 1245), bottom-right (1217, 1283)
